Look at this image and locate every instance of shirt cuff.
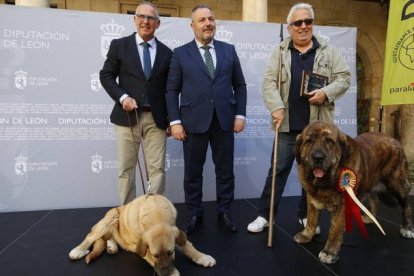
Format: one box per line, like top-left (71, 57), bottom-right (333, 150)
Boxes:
top-left (170, 120), bottom-right (181, 126)
top-left (120, 94), bottom-right (129, 104)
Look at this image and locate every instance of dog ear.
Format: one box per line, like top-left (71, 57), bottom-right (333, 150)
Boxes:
top-left (294, 133), bottom-right (303, 164)
top-left (174, 227), bottom-right (187, 247)
top-left (136, 236), bottom-right (148, 257)
top-left (338, 131), bottom-right (351, 166)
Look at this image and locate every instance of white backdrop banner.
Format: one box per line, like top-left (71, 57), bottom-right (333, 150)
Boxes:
top-left (0, 5), bottom-right (357, 211)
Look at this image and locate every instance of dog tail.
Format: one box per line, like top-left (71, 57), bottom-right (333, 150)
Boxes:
top-left (85, 238), bottom-right (106, 263)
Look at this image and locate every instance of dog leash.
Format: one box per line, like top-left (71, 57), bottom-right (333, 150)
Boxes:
top-left (126, 108), bottom-right (152, 195)
top-left (133, 108), bottom-right (152, 194)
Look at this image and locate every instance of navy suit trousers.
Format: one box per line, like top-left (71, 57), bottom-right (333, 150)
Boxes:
top-left (182, 112), bottom-right (235, 216)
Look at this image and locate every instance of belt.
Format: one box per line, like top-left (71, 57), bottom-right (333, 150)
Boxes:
top-left (141, 106), bottom-right (151, 112)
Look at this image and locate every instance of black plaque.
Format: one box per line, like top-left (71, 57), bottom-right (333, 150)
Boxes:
top-left (300, 71), bottom-right (329, 97)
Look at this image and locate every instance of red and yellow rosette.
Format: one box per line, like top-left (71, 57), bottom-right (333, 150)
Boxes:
top-left (337, 168), bottom-right (386, 238)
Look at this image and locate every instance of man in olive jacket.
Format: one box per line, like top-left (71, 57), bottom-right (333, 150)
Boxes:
top-left (247, 2), bottom-right (351, 234)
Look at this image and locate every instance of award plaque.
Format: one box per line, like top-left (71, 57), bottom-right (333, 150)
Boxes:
top-left (300, 71), bottom-right (329, 97)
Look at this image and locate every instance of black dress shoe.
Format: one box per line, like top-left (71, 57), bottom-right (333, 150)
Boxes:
top-left (185, 215), bottom-right (203, 235)
top-left (218, 212), bottom-right (238, 232)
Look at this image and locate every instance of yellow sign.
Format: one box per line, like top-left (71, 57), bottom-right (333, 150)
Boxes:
top-left (381, 0), bottom-right (414, 105)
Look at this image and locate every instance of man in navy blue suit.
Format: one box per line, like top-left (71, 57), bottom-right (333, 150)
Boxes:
top-left (166, 3), bottom-right (247, 234)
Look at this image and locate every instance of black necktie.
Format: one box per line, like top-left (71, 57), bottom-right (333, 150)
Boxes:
top-left (141, 42), bottom-right (151, 80)
top-left (202, 45), bottom-right (215, 79)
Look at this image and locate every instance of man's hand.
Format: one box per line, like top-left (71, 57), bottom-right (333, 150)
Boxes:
top-left (122, 96), bottom-right (138, 112)
top-left (171, 124), bottom-right (187, 141)
top-left (271, 109), bottom-right (285, 131)
top-left (233, 118), bottom-right (245, 133)
top-left (308, 89), bottom-right (327, 106)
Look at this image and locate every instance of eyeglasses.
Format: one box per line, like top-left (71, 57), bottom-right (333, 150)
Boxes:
top-left (289, 18), bottom-right (314, 27)
top-left (135, 14), bottom-right (158, 22)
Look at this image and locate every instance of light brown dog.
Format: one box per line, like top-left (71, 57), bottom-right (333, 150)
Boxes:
top-left (69, 194), bottom-right (215, 276)
top-left (294, 121), bottom-right (414, 264)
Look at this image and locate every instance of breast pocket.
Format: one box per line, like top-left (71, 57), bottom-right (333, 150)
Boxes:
top-left (316, 60), bottom-right (331, 80)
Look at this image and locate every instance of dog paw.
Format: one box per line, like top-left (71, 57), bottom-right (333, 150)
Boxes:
top-left (294, 232), bottom-right (312, 243)
top-left (69, 247), bottom-right (89, 260)
top-left (318, 250), bottom-right (339, 264)
top-left (400, 228), bottom-right (414, 239)
top-left (106, 239), bottom-right (118, 254)
top-left (195, 254), bottom-right (216, 267)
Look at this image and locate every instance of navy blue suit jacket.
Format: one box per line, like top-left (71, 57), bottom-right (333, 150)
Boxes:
top-left (100, 33), bottom-right (172, 129)
top-left (165, 39), bottom-right (247, 133)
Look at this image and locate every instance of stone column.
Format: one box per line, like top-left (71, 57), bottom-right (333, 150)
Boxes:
top-left (243, 0), bottom-right (267, 22)
top-left (399, 105), bottom-right (414, 190)
top-left (15, 0), bottom-right (49, 7)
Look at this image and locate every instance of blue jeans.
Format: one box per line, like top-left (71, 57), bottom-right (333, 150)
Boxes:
top-left (257, 131), bottom-right (307, 220)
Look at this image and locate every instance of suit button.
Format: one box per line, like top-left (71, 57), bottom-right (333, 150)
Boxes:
top-left (210, 99), bottom-right (214, 103)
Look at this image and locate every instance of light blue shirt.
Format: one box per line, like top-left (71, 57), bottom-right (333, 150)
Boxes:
top-left (119, 35), bottom-right (157, 104)
top-left (170, 39), bottom-right (245, 126)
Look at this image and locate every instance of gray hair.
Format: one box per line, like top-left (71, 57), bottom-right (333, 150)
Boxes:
top-left (286, 3), bottom-right (314, 24)
top-left (191, 3), bottom-right (213, 21)
top-left (137, 1), bottom-right (160, 19)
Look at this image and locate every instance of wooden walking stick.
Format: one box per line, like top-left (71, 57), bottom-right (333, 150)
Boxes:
top-left (267, 129), bottom-right (278, 247)
top-left (267, 25), bottom-right (284, 247)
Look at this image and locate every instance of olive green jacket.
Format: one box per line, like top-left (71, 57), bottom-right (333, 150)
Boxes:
top-left (262, 35), bottom-right (351, 132)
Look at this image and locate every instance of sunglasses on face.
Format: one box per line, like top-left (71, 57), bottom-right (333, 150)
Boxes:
top-left (289, 18), bottom-right (314, 27)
